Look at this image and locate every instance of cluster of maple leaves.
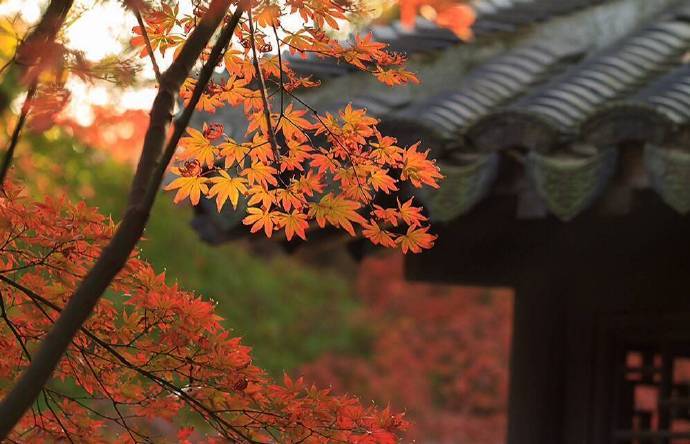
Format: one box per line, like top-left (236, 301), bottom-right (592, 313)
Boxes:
top-left (0, 183), bottom-right (407, 442)
top-left (130, 0), bottom-right (443, 253)
top-left (0, 0), bottom-right (479, 439)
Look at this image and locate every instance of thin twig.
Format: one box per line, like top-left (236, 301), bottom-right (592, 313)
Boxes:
top-left (0, 80), bottom-right (37, 188)
top-left (247, 9), bottom-right (280, 160)
top-left (0, 274), bottom-right (264, 443)
top-left (131, 5), bottom-right (162, 83)
top-left (0, 290), bottom-right (32, 362)
top-left (271, 25), bottom-right (284, 117)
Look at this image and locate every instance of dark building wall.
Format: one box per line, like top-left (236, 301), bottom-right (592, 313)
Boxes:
top-left (406, 192), bottom-right (690, 444)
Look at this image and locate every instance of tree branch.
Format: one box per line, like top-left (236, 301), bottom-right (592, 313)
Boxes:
top-left (0, 274), bottom-right (261, 442)
top-left (0, 1), bottom-right (244, 437)
top-left (129, 3), bottom-right (162, 83)
top-left (247, 9), bottom-right (280, 158)
top-left (0, 0), bottom-right (74, 116)
top-left (0, 80), bottom-right (37, 188)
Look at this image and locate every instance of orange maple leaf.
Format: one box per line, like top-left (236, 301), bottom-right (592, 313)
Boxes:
top-left (179, 128), bottom-right (216, 168)
top-left (164, 175), bottom-right (209, 206)
top-left (362, 222), bottom-right (397, 248)
top-left (401, 143), bottom-right (443, 189)
top-left (369, 168), bottom-right (398, 194)
top-left (436, 4), bottom-right (476, 41)
top-left (397, 225), bottom-right (436, 254)
top-left (242, 207), bottom-right (277, 237)
top-left (241, 161), bottom-right (278, 186)
top-left (276, 211), bottom-right (309, 241)
top-left (207, 171), bottom-right (248, 211)
top-left (218, 138), bottom-right (250, 168)
top-left (398, 197), bottom-right (427, 227)
top-left (309, 194), bottom-right (366, 236)
top-left (255, 4), bottom-right (282, 27)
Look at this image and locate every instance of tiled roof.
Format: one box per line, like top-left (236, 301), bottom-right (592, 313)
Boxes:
top-left (191, 0), bottom-right (690, 245)
top-left (286, 0), bottom-right (613, 78)
top-left (383, 3), bottom-right (690, 222)
top-left (383, 41), bottom-right (586, 151)
top-left (467, 5), bottom-right (690, 152)
top-left (470, 0), bottom-right (609, 36)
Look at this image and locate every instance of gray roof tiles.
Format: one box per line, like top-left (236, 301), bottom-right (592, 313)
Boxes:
top-left (285, 0), bottom-right (613, 78)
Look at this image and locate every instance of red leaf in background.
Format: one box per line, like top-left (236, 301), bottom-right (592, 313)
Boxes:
top-left (436, 4), bottom-right (476, 41)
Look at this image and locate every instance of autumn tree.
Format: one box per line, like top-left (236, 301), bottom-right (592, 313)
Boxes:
top-left (0, 0), bottom-right (469, 440)
top-left (301, 254), bottom-right (512, 443)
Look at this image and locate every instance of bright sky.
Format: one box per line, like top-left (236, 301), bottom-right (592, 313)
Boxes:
top-left (0, 0), bottom-right (193, 124)
top-left (0, 0), bottom-right (371, 125)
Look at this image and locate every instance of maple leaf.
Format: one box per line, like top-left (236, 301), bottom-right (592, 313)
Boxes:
top-left (397, 225), bottom-right (436, 254)
top-left (28, 86), bottom-right (70, 131)
top-left (218, 138), bottom-right (250, 168)
top-left (177, 427), bottom-right (194, 444)
top-left (370, 131), bottom-right (404, 165)
top-left (294, 171), bottom-right (325, 196)
top-left (276, 211), bottom-right (309, 241)
top-left (207, 170), bottom-right (248, 211)
top-left (283, 31), bottom-right (314, 54)
top-left (255, 4), bottom-right (282, 27)
top-left (362, 222), bottom-right (397, 248)
top-left (260, 55), bottom-right (282, 79)
top-left (398, 198), bottom-right (427, 227)
top-left (309, 194), bottom-right (366, 236)
top-left (310, 153), bottom-right (340, 175)
top-left (401, 143), bottom-right (443, 189)
top-left (179, 128), bottom-right (216, 168)
top-left (248, 134), bottom-right (276, 164)
top-left (372, 205), bottom-right (399, 227)
top-left (374, 67), bottom-right (420, 86)
top-left (399, 0), bottom-right (421, 30)
top-left (277, 104), bottom-right (313, 141)
top-left (241, 161), bottom-right (278, 186)
top-left (242, 207), bottom-right (277, 237)
top-left (275, 187), bottom-right (305, 211)
top-left (340, 104), bottom-right (378, 137)
top-left (247, 185), bottom-right (276, 209)
top-left (342, 34), bottom-right (386, 70)
top-left (224, 49), bottom-right (253, 80)
top-left (196, 89), bottom-right (224, 113)
top-left (280, 140), bottom-right (311, 172)
top-left (369, 168), bottom-right (398, 194)
top-left (163, 175), bottom-right (209, 206)
top-left (436, 5), bottom-right (477, 41)
top-left (220, 75), bottom-right (254, 107)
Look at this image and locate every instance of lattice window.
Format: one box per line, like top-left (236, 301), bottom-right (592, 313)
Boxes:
top-left (613, 346), bottom-right (690, 443)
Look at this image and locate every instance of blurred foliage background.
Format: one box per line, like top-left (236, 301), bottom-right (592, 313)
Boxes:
top-left (12, 126), bottom-right (367, 375)
top-left (8, 122), bottom-right (513, 442)
top-left (5, 118), bottom-right (513, 442)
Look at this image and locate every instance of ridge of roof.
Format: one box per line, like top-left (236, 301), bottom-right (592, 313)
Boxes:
top-left (285, 0), bottom-right (615, 79)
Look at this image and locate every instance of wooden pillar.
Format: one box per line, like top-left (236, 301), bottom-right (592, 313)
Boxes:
top-left (507, 277), bottom-right (567, 444)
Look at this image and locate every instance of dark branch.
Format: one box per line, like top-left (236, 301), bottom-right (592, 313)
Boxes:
top-left (0, 274), bottom-right (262, 443)
top-left (247, 9), bottom-right (281, 159)
top-left (130, 3), bottom-right (163, 83)
top-left (0, 1), bottom-right (241, 437)
top-left (0, 80), bottom-right (37, 188)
